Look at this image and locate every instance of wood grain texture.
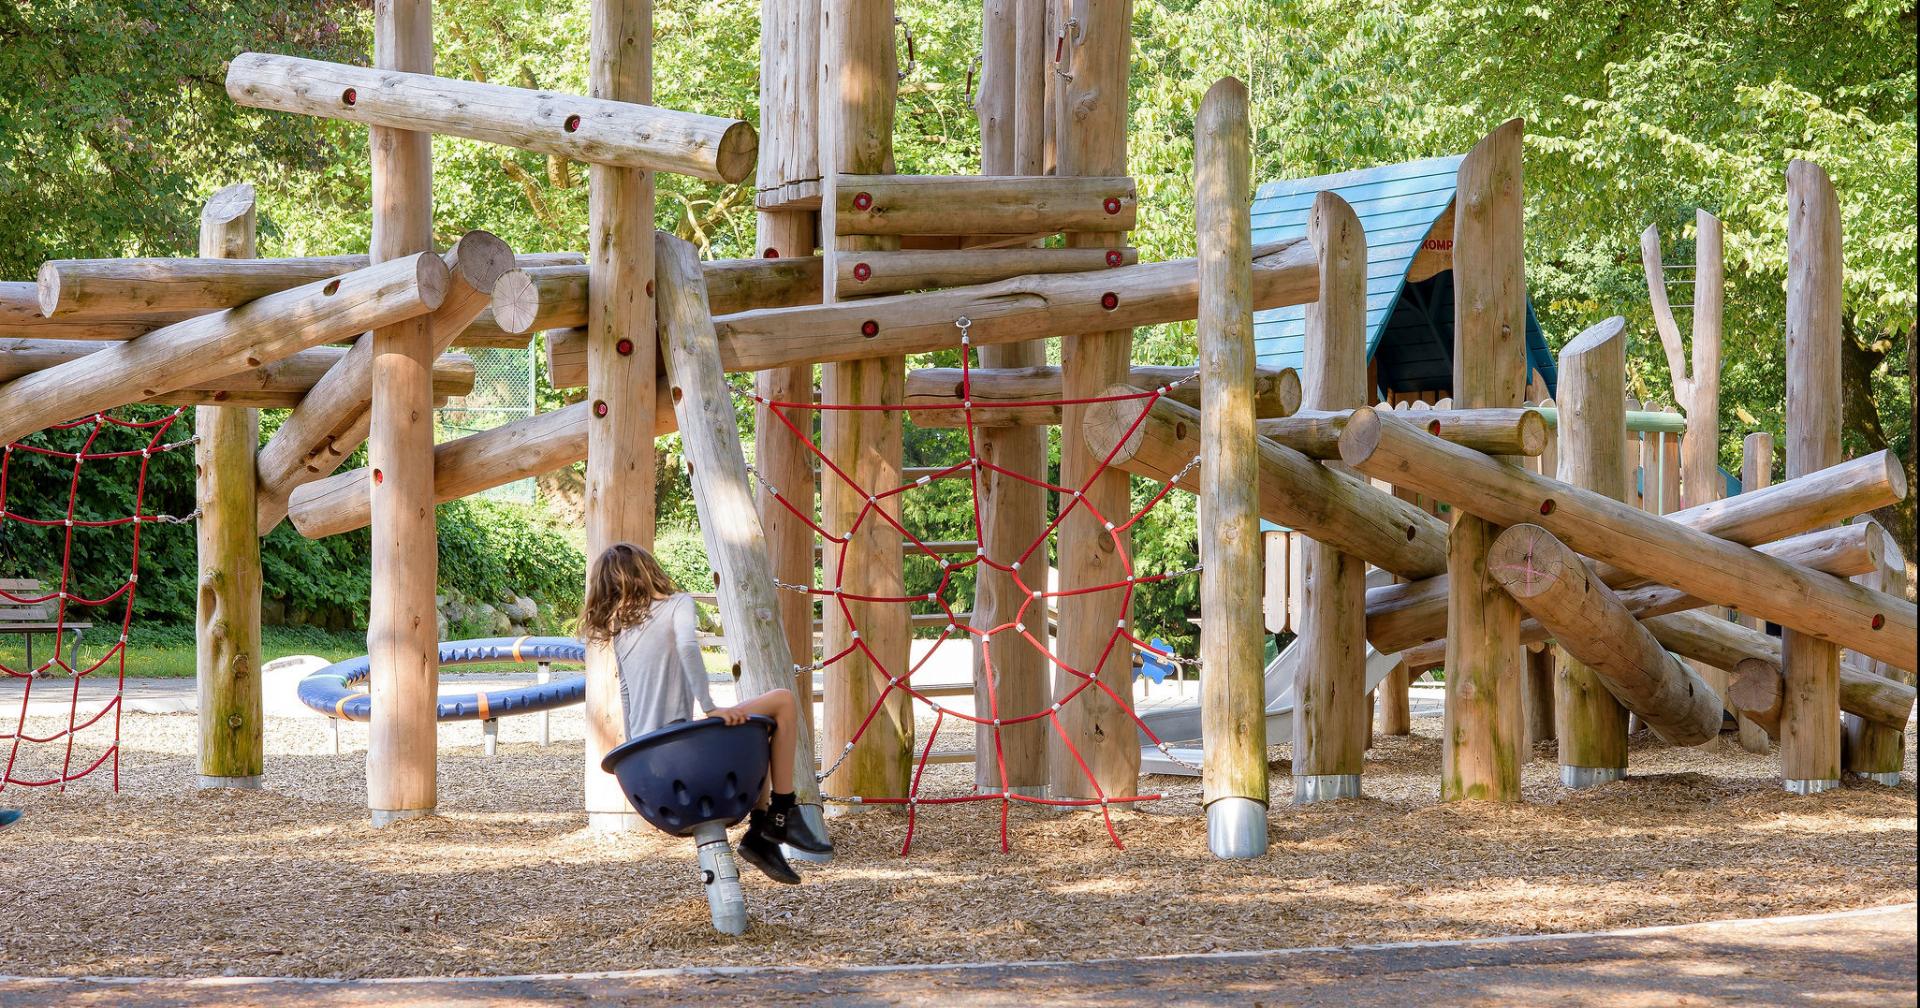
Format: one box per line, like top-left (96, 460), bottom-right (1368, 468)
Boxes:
top-left (1293, 187), bottom-right (1367, 790)
top-left (256, 232), bottom-right (515, 532)
top-left (819, 0), bottom-right (911, 801)
top-left (1260, 407), bottom-right (1545, 460)
top-left (580, 0), bottom-right (657, 828)
top-left (1195, 77), bottom-right (1267, 808)
top-left (1442, 120), bottom-right (1528, 801)
top-left (365, 0), bottom-right (439, 822)
top-left (1781, 160), bottom-right (1844, 786)
top-left (1490, 525), bottom-right (1722, 746)
top-left (969, 6), bottom-right (1050, 796)
top-left (658, 233), bottom-right (823, 807)
top-left (905, 363), bottom-right (1298, 428)
top-left (0, 339), bottom-right (473, 408)
top-left (1338, 409), bottom-right (1918, 673)
top-left (833, 174), bottom-right (1135, 235)
top-left (227, 51), bottom-right (755, 182)
top-left (194, 183), bottom-right (263, 785)
top-left (1086, 392), bottom-right (1449, 581)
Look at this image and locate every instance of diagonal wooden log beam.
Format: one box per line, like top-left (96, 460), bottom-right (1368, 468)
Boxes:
top-left (1398, 521), bottom-right (1888, 670)
top-left (1085, 389), bottom-right (1448, 580)
top-left (1489, 524), bottom-right (1723, 745)
top-left (1339, 407), bottom-right (1918, 672)
top-left (0, 338), bottom-right (474, 408)
top-left (226, 52), bottom-right (757, 183)
top-left (0, 254), bottom-right (448, 446)
top-left (286, 377), bottom-right (679, 539)
top-left (254, 231), bottom-right (517, 531)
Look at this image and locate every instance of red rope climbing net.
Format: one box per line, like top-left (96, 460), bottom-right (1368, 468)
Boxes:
top-left (1, 409), bottom-right (194, 791)
top-left (749, 318), bottom-right (1203, 853)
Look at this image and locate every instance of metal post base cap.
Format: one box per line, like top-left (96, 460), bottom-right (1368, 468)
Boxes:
top-left (587, 810), bottom-right (646, 832)
top-left (1206, 796), bottom-right (1268, 860)
top-left (1292, 773), bottom-right (1361, 804)
top-left (1560, 765), bottom-right (1626, 790)
top-left (1854, 771), bottom-right (1903, 787)
top-left (1784, 777), bottom-right (1842, 795)
top-left (197, 775), bottom-right (263, 791)
top-left (370, 807), bottom-right (434, 828)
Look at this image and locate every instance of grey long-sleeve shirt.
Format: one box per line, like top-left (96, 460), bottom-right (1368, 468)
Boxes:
top-left (614, 593), bottom-right (718, 739)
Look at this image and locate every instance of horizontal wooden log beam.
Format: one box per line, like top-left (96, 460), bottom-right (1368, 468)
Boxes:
top-left (32, 252), bottom-right (580, 322)
top-left (289, 374), bottom-right (679, 538)
top-left (837, 247), bottom-right (1136, 296)
top-left (0, 338), bottom-right (473, 408)
top-left (496, 254), bottom-right (822, 339)
top-left (1261, 407), bottom-right (1547, 459)
top-left (0, 254), bottom-right (448, 447)
top-left (1086, 390), bottom-right (1447, 580)
top-left (227, 52), bottom-right (756, 183)
top-left (255, 232), bottom-right (516, 531)
top-left (1340, 408), bottom-right (1918, 672)
top-left (834, 174), bottom-right (1135, 235)
top-left (1490, 524), bottom-right (1722, 745)
top-left (1397, 522), bottom-right (1888, 669)
top-left (903, 364), bottom-right (1300, 428)
top-left (716, 239), bottom-right (1315, 373)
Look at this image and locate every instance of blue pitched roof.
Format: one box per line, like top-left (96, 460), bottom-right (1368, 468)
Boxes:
top-left (1251, 155), bottom-right (1556, 398)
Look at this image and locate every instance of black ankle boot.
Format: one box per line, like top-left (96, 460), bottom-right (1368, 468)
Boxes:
top-left (752, 804), bottom-right (833, 854)
top-left (736, 828), bottom-right (802, 885)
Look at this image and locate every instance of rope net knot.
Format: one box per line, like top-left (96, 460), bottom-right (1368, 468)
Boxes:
top-left (752, 323), bottom-right (1201, 853)
top-left (2, 409), bottom-right (191, 792)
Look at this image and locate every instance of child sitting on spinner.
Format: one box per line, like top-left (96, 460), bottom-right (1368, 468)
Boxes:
top-left (580, 542), bottom-right (830, 883)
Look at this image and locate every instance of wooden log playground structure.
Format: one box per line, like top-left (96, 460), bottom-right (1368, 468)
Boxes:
top-left (2, 0), bottom-right (1913, 941)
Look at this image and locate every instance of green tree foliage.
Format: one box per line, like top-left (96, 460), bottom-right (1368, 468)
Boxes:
top-left (4, 0), bottom-right (1911, 650)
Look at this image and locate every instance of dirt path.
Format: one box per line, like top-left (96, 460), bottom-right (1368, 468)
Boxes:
top-left (4, 904), bottom-right (1910, 1007)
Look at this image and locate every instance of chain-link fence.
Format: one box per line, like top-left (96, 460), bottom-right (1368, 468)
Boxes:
top-left (435, 343), bottom-right (535, 503)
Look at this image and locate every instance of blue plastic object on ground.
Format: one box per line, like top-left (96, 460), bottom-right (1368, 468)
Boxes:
top-left (1137, 637), bottom-right (1178, 685)
top-left (295, 636), bottom-right (586, 723)
top-left (600, 716), bottom-right (775, 838)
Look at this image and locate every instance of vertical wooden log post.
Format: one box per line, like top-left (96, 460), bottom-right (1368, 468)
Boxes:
top-left (1293, 190), bottom-right (1368, 803)
top-left (195, 183), bottom-right (264, 790)
top-left (970, 0), bottom-right (1050, 796)
top-left (754, 0), bottom-right (832, 853)
top-left (1547, 319), bottom-right (1632, 784)
top-left (1781, 160), bottom-right (1843, 794)
top-left (1052, 0), bottom-right (1140, 799)
top-left (582, 0), bottom-right (658, 830)
top-left (755, 0), bottom-right (821, 756)
top-left (1843, 524), bottom-right (1907, 783)
top-left (1441, 120), bottom-right (1528, 802)
top-left (366, 0), bottom-right (439, 827)
top-left (820, 0), bottom-right (911, 800)
top-left (1733, 432), bottom-right (1777, 752)
top-left (1196, 78), bottom-right (1265, 857)
top-left (1381, 482), bottom-right (1424, 737)
top-left (1678, 212), bottom-right (1735, 731)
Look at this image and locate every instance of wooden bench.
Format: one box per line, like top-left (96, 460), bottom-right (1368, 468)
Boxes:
top-left (1, 578), bottom-right (91, 675)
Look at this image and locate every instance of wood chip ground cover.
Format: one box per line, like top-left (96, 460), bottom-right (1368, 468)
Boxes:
top-left (0, 709), bottom-right (1911, 979)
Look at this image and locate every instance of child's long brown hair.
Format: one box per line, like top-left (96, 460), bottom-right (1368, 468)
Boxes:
top-left (579, 542), bottom-right (681, 643)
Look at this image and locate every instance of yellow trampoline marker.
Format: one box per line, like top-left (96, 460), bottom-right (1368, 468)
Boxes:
top-left (511, 635), bottom-right (532, 662)
top-left (335, 692), bottom-right (369, 721)
top-left (475, 692), bottom-right (491, 721)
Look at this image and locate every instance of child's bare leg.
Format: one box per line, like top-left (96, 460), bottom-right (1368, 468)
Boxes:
top-left (735, 688), bottom-right (797, 804)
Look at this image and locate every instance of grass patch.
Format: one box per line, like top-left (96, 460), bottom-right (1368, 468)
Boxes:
top-left (4, 623), bottom-right (737, 680)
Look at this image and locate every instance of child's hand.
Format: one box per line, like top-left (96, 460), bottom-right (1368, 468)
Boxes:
top-left (708, 705), bottom-right (748, 726)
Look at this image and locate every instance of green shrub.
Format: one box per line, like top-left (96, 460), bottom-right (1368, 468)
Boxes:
top-left (652, 529), bottom-right (715, 594)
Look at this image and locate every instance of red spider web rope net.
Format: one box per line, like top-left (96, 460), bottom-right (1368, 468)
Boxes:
top-left (1, 409), bottom-right (196, 792)
top-left (748, 317), bottom-right (1205, 854)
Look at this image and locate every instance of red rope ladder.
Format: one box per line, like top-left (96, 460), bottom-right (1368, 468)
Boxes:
top-left (748, 317), bottom-right (1203, 853)
top-left (1, 409), bottom-right (195, 791)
